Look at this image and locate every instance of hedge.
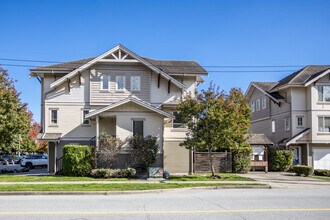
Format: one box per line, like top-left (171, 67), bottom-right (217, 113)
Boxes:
top-left (314, 169), bottom-right (330, 177)
top-left (63, 145), bottom-right (94, 176)
top-left (293, 165), bottom-right (313, 176)
top-left (90, 168), bottom-right (136, 178)
top-left (231, 147), bottom-right (252, 173)
top-left (268, 149), bottom-right (293, 171)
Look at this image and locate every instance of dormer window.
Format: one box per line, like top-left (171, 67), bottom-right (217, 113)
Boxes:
top-left (116, 76), bottom-right (125, 91)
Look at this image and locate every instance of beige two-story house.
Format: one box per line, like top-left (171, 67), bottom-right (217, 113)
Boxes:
top-left (246, 66), bottom-right (330, 170)
top-left (29, 45), bottom-right (207, 174)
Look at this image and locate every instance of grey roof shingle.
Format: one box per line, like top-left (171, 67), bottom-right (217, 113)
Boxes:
top-left (30, 56), bottom-right (208, 75)
top-left (246, 133), bottom-right (273, 145)
top-left (251, 82), bottom-right (284, 100)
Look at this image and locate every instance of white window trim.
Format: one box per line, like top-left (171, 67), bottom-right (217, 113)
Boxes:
top-left (131, 118), bottom-right (145, 137)
top-left (130, 76), bottom-right (141, 92)
top-left (256, 99), bottom-right (261, 111)
top-left (296, 116), bottom-right (304, 127)
top-left (272, 121), bottom-right (275, 133)
top-left (116, 75), bottom-right (126, 91)
top-left (317, 86), bottom-right (330, 102)
top-left (262, 97), bottom-right (267, 109)
top-left (101, 75), bottom-right (110, 91)
top-left (285, 118), bottom-right (290, 131)
top-left (172, 111), bottom-right (187, 130)
top-left (318, 116), bottom-right (330, 133)
top-left (82, 109), bottom-right (90, 125)
top-left (49, 108), bottom-right (59, 126)
top-left (251, 101), bottom-right (255, 112)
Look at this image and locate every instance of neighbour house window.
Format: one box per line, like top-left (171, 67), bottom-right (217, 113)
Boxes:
top-left (132, 120), bottom-right (144, 136)
top-left (318, 116), bottom-right (330, 132)
top-left (251, 101), bottom-right (255, 112)
top-left (173, 112), bottom-right (185, 128)
top-left (131, 76), bottom-right (141, 91)
top-left (101, 75), bottom-right (109, 90)
top-left (297, 116), bottom-right (303, 127)
top-left (82, 110), bottom-right (90, 125)
top-left (50, 109), bottom-right (58, 125)
top-left (262, 96), bottom-right (267, 109)
top-left (272, 121), bottom-right (276, 133)
top-left (256, 99), bottom-right (261, 111)
top-left (116, 76), bottom-right (125, 90)
top-left (318, 86), bottom-right (330, 102)
top-left (285, 118), bottom-right (290, 131)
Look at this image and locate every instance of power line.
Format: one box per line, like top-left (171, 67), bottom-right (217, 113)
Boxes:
top-left (0, 58), bottom-right (305, 68)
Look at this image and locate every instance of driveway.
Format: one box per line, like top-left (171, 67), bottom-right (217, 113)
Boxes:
top-left (238, 172), bottom-right (330, 189)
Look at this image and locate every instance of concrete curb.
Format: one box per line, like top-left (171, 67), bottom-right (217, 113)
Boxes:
top-left (0, 185), bottom-right (271, 196)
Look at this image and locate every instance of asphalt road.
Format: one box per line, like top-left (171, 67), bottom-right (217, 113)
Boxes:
top-left (0, 188), bottom-right (330, 220)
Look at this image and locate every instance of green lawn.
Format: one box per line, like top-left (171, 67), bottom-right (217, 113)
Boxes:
top-left (169, 173), bottom-right (253, 181)
top-left (0, 183), bottom-right (266, 192)
top-left (311, 176), bottom-right (330, 181)
top-left (0, 173), bottom-right (252, 182)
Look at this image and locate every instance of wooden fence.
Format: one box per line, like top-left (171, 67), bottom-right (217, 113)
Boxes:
top-left (194, 152), bottom-right (232, 173)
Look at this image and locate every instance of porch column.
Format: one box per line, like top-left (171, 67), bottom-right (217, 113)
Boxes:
top-left (96, 115), bottom-right (100, 151)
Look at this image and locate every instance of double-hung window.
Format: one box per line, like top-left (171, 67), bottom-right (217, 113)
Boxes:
top-left (256, 99), bottom-right (261, 111)
top-left (101, 75), bottom-right (109, 90)
top-left (318, 86), bottom-right (330, 102)
top-left (50, 109), bottom-right (58, 125)
top-left (272, 121), bottom-right (276, 133)
top-left (173, 112), bottom-right (185, 128)
top-left (297, 116), bottom-right (303, 127)
top-left (131, 76), bottom-right (141, 92)
top-left (132, 120), bottom-right (144, 136)
top-left (284, 118), bottom-right (290, 131)
top-left (116, 76), bottom-right (125, 91)
top-left (251, 101), bottom-right (255, 112)
top-left (262, 97), bottom-right (267, 109)
top-left (82, 109), bottom-right (90, 125)
top-left (318, 116), bottom-right (330, 132)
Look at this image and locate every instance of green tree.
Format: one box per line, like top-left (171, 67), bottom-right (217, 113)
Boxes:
top-left (0, 67), bottom-right (31, 153)
top-left (177, 83), bottom-right (251, 177)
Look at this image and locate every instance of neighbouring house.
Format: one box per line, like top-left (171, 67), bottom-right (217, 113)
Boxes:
top-left (29, 44), bottom-right (208, 174)
top-left (246, 65), bottom-right (330, 170)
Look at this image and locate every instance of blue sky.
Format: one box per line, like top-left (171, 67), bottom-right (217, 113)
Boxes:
top-left (1, 0), bottom-right (330, 122)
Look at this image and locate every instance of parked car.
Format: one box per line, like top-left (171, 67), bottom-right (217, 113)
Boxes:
top-left (20, 154), bottom-right (48, 169)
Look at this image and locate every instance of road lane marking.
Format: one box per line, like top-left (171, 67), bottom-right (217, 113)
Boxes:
top-left (0, 208), bottom-right (330, 215)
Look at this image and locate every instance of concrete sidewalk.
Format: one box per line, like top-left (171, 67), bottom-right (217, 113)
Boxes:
top-left (238, 172), bottom-right (330, 189)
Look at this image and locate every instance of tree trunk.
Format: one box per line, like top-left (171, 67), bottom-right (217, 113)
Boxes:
top-left (208, 147), bottom-right (216, 177)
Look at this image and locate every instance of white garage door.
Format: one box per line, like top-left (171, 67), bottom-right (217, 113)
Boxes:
top-left (313, 148), bottom-right (330, 170)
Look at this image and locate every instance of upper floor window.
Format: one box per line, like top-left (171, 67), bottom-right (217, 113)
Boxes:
top-left (272, 121), bottom-right (276, 133)
top-left (285, 118), bottom-right (290, 131)
top-left (82, 109), bottom-right (90, 125)
top-left (318, 116), bottom-right (330, 132)
top-left (131, 76), bottom-right (141, 91)
top-left (116, 76), bottom-right (125, 90)
top-left (132, 119), bottom-right (144, 136)
top-left (318, 86), bottom-right (330, 102)
top-left (50, 109), bottom-right (58, 125)
top-left (251, 101), bottom-right (255, 112)
top-left (256, 99), bottom-right (261, 111)
top-left (297, 116), bottom-right (303, 127)
top-left (173, 112), bottom-right (185, 128)
top-left (262, 97), bottom-right (267, 109)
top-left (101, 75), bottom-right (109, 90)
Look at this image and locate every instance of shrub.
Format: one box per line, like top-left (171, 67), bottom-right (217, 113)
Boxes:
top-left (268, 149), bottom-right (293, 171)
top-left (314, 169), bottom-right (330, 177)
top-left (90, 168), bottom-right (136, 178)
top-left (63, 145), bottom-right (94, 176)
top-left (231, 146), bottom-right (252, 173)
top-left (97, 132), bottom-right (123, 168)
top-left (293, 165), bottom-right (313, 176)
top-left (128, 135), bottom-right (159, 171)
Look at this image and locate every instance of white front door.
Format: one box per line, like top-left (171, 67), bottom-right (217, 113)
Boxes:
top-left (292, 146), bottom-right (302, 166)
top-left (313, 148), bottom-right (330, 170)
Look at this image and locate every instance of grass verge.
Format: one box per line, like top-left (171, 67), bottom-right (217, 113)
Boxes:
top-left (0, 173), bottom-right (252, 182)
top-left (0, 183), bottom-right (266, 191)
top-left (311, 176), bottom-right (330, 181)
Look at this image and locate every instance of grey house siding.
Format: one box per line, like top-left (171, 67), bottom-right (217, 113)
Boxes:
top-left (249, 88), bottom-right (271, 121)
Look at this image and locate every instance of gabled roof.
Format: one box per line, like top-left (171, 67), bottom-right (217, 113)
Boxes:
top-left (85, 97), bottom-right (174, 119)
top-left (246, 82), bottom-right (284, 103)
top-left (246, 134), bottom-right (273, 145)
top-left (270, 65), bottom-right (330, 91)
top-left (284, 128), bottom-right (310, 146)
top-left (30, 45), bottom-right (208, 89)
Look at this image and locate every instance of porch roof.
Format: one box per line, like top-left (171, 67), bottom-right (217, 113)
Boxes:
top-left (246, 134), bottom-right (273, 145)
top-left (38, 133), bottom-right (62, 141)
top-left (86, 97), bottom-right (174, 119)
top-left (285, 128), bottom-right (310, 146)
